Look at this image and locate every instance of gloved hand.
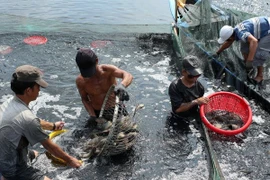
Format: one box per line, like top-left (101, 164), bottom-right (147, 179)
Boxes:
top-left (245, 61), bottom-right (254, 74)
top-left (208, 52), bottom-right (220, 59)
top-left (245, 61), bottom-right (253, 69)
top-left (85, 116), bottom-right (97, 128)
top-left (114, 83), bottom-right (129, 101)
top-left (212, 52), bottom-right (220, 59)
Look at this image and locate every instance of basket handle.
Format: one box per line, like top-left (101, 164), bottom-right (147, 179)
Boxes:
top-left (99, 85), bottom-right (115, 118)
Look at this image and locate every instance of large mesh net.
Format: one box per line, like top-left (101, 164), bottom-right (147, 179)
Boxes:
top-left (80, 85), bottom-right (143, 158)
top-left (172, 1), bottom-right (258, 179)
top-left (174, 0), bottom-right (256, 80)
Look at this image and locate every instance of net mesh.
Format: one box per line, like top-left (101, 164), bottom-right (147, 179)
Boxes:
top-left (174, 0), bottom-right (255, 80)
top-left (173, 1), bottom-right (255, 179)
top-left (81, 85), bottom-right (143, 158)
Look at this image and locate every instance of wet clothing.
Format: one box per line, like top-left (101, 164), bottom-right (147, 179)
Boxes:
top-left (234, 16), bottom-right (270, 42)
top-left (168, 78), bottom-right (204, 118)
top-left (234, 16), bottom-right (270, 65)
top-left (0, 96), bottom-right (48, 180)
top-left (241, 34), bottom-right (270, 66)
top-left (2, 167), bottom-right (45, 180)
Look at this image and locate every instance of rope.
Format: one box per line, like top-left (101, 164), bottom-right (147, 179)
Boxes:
top-left (201, 123), bottom-right (225, 180)
top-left (99, 84), bottom-right (116, 118)
top-left (96, 85), bottom-right (139, 157)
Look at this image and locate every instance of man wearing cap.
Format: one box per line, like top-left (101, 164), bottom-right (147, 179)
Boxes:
top-left (168, 55), bottom-right (209, 119)
top-left (216, 16), bottom-right (270, 85)
top-left (0, 65), bottom-right (82, 180)
top-left (75, 48), bottom-right (133, 127)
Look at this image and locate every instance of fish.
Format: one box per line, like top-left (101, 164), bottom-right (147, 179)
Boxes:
top-left (80, 137), bottom-right (107, 158)
top-left (131, 104), bottom-right (145, 118)
top-left (205, 110), bottom-right (244, 130)
top-left (80, 104), bottom-right (143, 158)
top-left (83, 136), bottom-right (106, 151)
top-left (113, 132), bottom-right (138, 150)
top-left (117, 132), bottom-right (125, 138)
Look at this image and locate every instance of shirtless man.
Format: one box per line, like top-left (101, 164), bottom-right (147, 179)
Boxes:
top-left (75, 48), bottom-right (133, 125)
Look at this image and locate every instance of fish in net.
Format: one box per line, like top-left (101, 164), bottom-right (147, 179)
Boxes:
top-left (205, 110), bottom-right (244, 130)
top-left (80, 85), bottom-right (144, 158)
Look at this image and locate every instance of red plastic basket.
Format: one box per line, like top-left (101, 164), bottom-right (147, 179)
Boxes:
top-left (200, 91), bottom-right (252, 136)
top-left (23, 35), bottom-right (47, 46)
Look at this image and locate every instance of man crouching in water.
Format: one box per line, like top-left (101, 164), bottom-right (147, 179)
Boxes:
top-left (0, 65), bottom-right (82, 180)
top-left (75, 48), bottom-right (133, 128)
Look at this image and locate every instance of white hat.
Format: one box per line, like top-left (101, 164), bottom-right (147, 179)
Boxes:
top-left (217, 25), bottom-right (234, 44)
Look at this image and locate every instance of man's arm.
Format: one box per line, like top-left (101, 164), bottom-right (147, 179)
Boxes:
top-left (216, 39), bottom-right (235, 55)
top-left (76, 77), bottom-right (96, 116)
top-left (40, 119), bottom-right (64, 131)
top-left (246, 34), bottom-right (258, 61)
top-left (174, 97), bottom-right (209, 113)
top-left (41, 138), bottom-right (81, 168)
top-left (105, 65), bottom-right (133, 87)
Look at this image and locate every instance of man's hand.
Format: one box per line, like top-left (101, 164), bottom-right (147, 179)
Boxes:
top-left (114, 84), bottom-right (129, 101)
top-left (195, 97), bottom-right (210, 105)
top-left (245, 61), bottom-right (255, 79)
top-left (67, 156), bottom-right (83, 168)
top-left (54, 121), bottom-right (65, 130)
top-left (245, 61), bottom-right (253, 72)
top-left (212, 52), bottom-right (220, 59)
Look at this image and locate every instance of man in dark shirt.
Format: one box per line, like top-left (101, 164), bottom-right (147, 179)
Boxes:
top-left (168, 55), bottom-right (209, 120)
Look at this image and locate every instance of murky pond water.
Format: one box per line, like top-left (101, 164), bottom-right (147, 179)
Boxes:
top-left (1, 0), bottom-right (270, 180)
top-left (0, 31), bottom-right (209, 179)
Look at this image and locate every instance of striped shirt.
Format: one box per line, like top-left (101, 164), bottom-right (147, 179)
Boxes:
top-left (234, 16), bottom-right (270, 42)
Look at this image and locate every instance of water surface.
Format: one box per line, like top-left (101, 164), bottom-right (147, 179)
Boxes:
top-left (1, 0), bottom-right (270, 180)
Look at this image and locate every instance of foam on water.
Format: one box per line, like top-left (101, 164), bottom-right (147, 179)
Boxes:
top-left (252, 114), bottom-right (265, 124)
top-left (0, 94), bottom-right (13, 103)
top-left (29, 92), bottom-right (82, 120)
top-left (220, 162), bottom-right (250, 180)
top-left (135, 66), bottom-right (155, 73)
top-left (1, 29), bottom-right (269, 179)
top-left (164, 160), bottom-right (208, 180)
top-left (111, 58), bottom-right (121, 63)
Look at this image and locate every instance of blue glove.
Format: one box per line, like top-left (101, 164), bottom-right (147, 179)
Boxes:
top-left (114, 84), bottom-right (129, 101)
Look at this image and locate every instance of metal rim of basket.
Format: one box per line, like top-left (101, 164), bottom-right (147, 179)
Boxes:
top-left (98, 85), bottom-right (135, 156)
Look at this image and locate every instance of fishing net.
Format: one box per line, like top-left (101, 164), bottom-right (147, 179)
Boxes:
top-left (172, 2), bottom-right (255, 179)
top-left (81, 85), bottom-right (143, 158)
top-left (173, 0), bottom-right (255, 79)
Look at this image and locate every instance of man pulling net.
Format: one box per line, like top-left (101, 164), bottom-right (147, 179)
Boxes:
top-left (75, 48), bottom-right (133, 130)
top-left (75, 48), bottom-right (143, 158)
